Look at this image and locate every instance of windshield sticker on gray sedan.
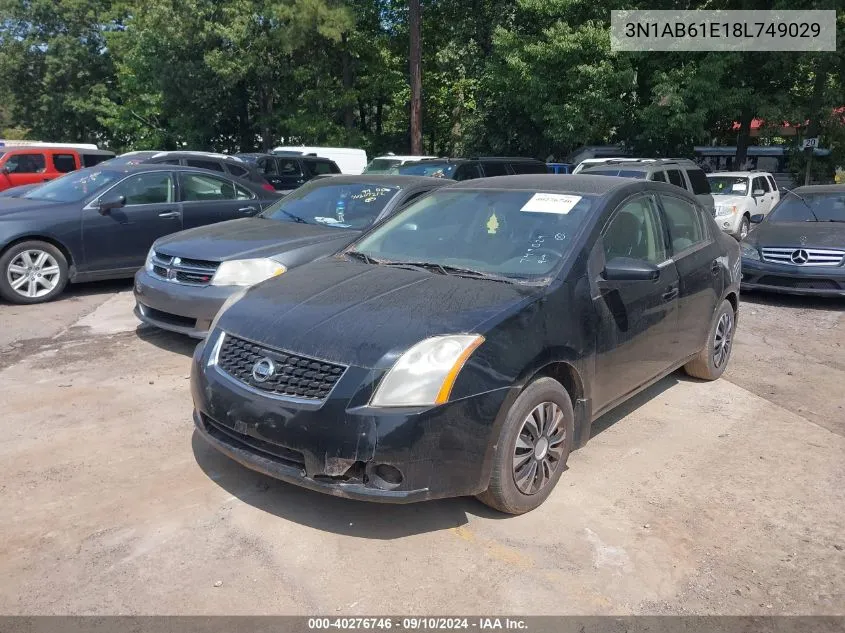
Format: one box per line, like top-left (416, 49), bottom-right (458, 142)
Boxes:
top-left (521, 193), bottom-right (582, 214)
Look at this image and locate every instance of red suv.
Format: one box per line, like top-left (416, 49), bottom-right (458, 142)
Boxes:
top-left (0, 146), bottom-right (115, 192)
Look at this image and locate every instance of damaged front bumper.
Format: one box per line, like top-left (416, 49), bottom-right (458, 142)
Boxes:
top-left (190, 332), bottom-right (509, 503)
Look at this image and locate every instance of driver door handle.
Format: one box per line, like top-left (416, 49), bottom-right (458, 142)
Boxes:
top-left (237, 206), bottom-right (257, 214)
top-left (661, 284), bottom-right (679, 302)
top-left (158, 210), bottom-right (180, 219)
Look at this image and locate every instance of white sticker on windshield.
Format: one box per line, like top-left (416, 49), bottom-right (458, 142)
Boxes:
top-left (732, 183), bottom-right (747, 192)
top-left (521, 193), bottom-right (582, 214)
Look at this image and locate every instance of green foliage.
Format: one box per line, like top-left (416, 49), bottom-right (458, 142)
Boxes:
top-left (0, 0), bottom-right (842, 166)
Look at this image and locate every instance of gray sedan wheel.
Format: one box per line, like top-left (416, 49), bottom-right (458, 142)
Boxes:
top-left (0, 241), bottom-right (69, 304)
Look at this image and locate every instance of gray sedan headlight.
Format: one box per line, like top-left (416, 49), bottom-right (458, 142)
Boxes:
top-left (210, 258), bottom-right (286, 286)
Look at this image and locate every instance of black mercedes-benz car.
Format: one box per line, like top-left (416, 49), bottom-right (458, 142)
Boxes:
top-left (134, 175), bottom-right (447, 338)
top-left (191, 175), bottom-right (740, 514)
top-left (740, 185), bottom-right (845, 297)
top-left (0, 164), bottom-right (277, 304)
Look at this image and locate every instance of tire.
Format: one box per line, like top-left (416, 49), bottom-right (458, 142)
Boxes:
top-left (477, 377), bottom-right (575, 515)
top-left (683, 299), bottom-right (736, 381)
top-left (0, 240), bottom-right (69, 304)
top-left (737, 216), bottom-right (750, 241)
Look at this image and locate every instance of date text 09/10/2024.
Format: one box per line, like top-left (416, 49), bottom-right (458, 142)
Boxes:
top-left (307, 618), bottom-right (528, 630)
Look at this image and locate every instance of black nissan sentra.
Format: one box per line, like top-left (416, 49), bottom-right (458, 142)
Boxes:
top-left (192, 175), bottom-right (740, 514)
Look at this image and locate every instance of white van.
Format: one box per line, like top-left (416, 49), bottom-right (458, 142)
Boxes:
top-left (272, 146), bottom-right (367, 175)
top-left (363, 154), bottom-right (437, 174)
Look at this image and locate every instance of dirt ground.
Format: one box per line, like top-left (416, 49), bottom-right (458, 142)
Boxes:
top-left (0, 282), bottom-right (843, 615)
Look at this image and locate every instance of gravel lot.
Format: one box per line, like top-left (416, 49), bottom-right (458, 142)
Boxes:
top-left (0, 282), bottom-right (843, 615)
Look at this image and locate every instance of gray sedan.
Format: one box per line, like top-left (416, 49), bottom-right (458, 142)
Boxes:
top-left (134, 175), bottom-right (448, 338)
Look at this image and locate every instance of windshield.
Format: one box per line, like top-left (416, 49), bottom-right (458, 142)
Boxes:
top-left (708, 176), bottom-right (750, 196)
top-left (363, 158), bottom-right (401, 174)
top-left (22, 168), bottom-right (123, 203)
top-left (768, 193), bottom-right (845, 223)
top-left (583, 169), bottom-right (647, 178)
top-left (260, 181), bottom-right (400, 229)
top-left (395, 162), bottom-right (457, 178)
top-left (350, 189), bottom-right (596, 280)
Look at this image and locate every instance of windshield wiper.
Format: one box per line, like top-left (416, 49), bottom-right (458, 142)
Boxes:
top-left (782, 188), bottom-right (821, 222)
top-left (272, 208), bottom-right (310, 224)
top-left (381, 261), bottom-right (518, 283)
top-left (346, 251), bottom-right (380, 264)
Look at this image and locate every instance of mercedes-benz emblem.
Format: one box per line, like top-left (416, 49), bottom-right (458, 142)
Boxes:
top-left (251, 357), bottom-right (276, 383)
top-left (790, 249), bottom-right (810, 265)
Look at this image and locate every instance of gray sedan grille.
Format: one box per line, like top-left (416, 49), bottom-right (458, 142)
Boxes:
top-left (760, 247), bottom-right (845, 267)
top-left (150, 252), bottom-right (219, 285)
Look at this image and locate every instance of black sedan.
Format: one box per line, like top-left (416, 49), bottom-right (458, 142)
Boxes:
top-left (0, 165), bottom-right (278, 304)
top-left (134, 175), bottom-right (447, 338)
top-left (190, 175), bottom-right (740, 514)
top-left (740, 185), bottom-right (845, 296)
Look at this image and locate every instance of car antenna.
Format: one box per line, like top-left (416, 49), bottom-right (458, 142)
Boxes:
top-left (782, 187), bottom-right (820, 222)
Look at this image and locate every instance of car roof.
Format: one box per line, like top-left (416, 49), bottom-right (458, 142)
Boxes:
top-left (792, 184), bottom-right (845, 194)
top-left (308, 174), bottom-right (447, 187)
top-left (708, 171), bottom-right (773, 178)
top-left (149, 151), bottom-right (244, 162)
top-left (448, 174), bottom-right (637, 195)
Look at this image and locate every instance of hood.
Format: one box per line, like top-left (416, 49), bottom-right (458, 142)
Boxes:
top-left (218, 258), bottom-right (541, 368)
top-left (747, 221), bottom-right (845, 249)
top-left (713, 195), bottom-right (749, 209)
top-left (0, 197), bottom-right (68, 217)
top-left (153, 217), bottom-right (359, 262)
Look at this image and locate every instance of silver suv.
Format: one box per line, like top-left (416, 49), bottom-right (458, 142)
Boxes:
top-left (578, 158), bottom-right (715, 214)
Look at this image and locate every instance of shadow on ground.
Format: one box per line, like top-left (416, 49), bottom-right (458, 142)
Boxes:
top-left (0, 278), bottom-right (134, 306)
top-left (741, 289), bottom-right (845, 312)
top-left (134, 326), bottom-right (199, 358)
top-left (191, 373), bottom-right (682, 537)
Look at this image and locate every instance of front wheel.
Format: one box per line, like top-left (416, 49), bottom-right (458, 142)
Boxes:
top-left (737, 216), bottom-right (750, 241)
top-left (477, 377), bottom-right (575, 514)
top-left (683, 299), bottom-right (736, 380)
top-left (0, 241), bottom-right (69, 304)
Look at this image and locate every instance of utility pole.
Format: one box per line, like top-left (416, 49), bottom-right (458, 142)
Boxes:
top-left (409, 0), bottom-right (422, 154)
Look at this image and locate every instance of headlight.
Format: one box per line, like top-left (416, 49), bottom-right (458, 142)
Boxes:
top-left (208, 287), bottom-right (248, 336)
top-left (211, 258), bottom-right (286, 287)
top-left (370, 335), bottom-right (485, 407)
top-left (144, 247), bottom-right (156, 272)
top-left (715, 204), bottom-right (737, 218)
top-left (740, 242), bottom-right (760, 261)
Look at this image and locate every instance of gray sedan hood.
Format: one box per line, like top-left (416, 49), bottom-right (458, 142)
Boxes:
top-left (153, 217), bottom-right (360, 262)
top-left (747, 221), bottom-right (845, 249)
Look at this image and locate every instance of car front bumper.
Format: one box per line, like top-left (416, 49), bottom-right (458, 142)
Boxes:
top-left (741, 258), bottom-right (845, 297)
top-left (134, 269), bottom-right (235, 338)
top-left (190, 332), bottom-right (511, 503)
top-left (714, 212), bottom-right (745, 237)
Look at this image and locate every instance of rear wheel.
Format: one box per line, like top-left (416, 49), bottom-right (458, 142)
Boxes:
top-left (683, 299), bottom-right (736, 380)
top-left (0, 241), bottom-right (69, 304)
top-left (477, 377), bottom-right (574, 514)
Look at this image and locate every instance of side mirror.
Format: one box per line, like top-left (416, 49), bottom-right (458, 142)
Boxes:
top-left (98, 195), bottom-right (126, 215)
top-left (0, 166), bottom-right (9, 175)
top-left (752, 189), bottom-right (765, 197)
top-left (601, 257), bottom-right (660, 282)
top-left (750, 213), bottom-right (764, 224)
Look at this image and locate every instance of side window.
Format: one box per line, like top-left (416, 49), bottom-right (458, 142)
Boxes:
top-left (158, 158), bottom-right (182, 165)
top-left (226, 164), bottom-right (248, 178)
top-left (753, 176), bottom-right (770, 193)
top-left (666, 169), bottom-right (687, 190)
top-left (480, 161), bottom-right (508, 177)
top-left (258, 157), bottom-right (278, 175)
top-left (185, 158), bottom-right (225, 173)
top-left (398, 189), bottom-right (430, 208)
top-left (305, 160), bottom-right (336, 175)
top-left (510, 161), bottom-right (545, 174)
top-left (277, 159), bottom-right (303, 176)
top-left (603, 196), bottom-right (667, 264)
top-left (82, 153), bottom-right (109, 167)
top-left (53, 154), bottom-right (77, 173)
top-left (659, 195), bottom-right (707, 254)
top-left (234, 184), bottom-right (255, 200)
top-left (650, 170), bottom-right (667, 182)
top-left (685, 168), bottom-right (711, 195)
top-left (108, 172), bottom-right (174, 205)
top-left (5, 153), bottom-right (47, 173)
top-left (180, 173), bottom-right (237, 202)
top-left (453, 164), bottom-right (481, 181)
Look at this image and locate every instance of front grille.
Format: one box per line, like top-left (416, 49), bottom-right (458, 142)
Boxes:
top-left (217, 334), bottom-right (346, 400)
top-left (139, 304), bottom-right (196, 328)
top-left (150, 251), bottom-right (219, 286)
top-left (757, 276), bottom-right (841, 290)
top-left (201, 413), bottom-right (306, 471)
top-left (761, 247), bottom-right (844, 267)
